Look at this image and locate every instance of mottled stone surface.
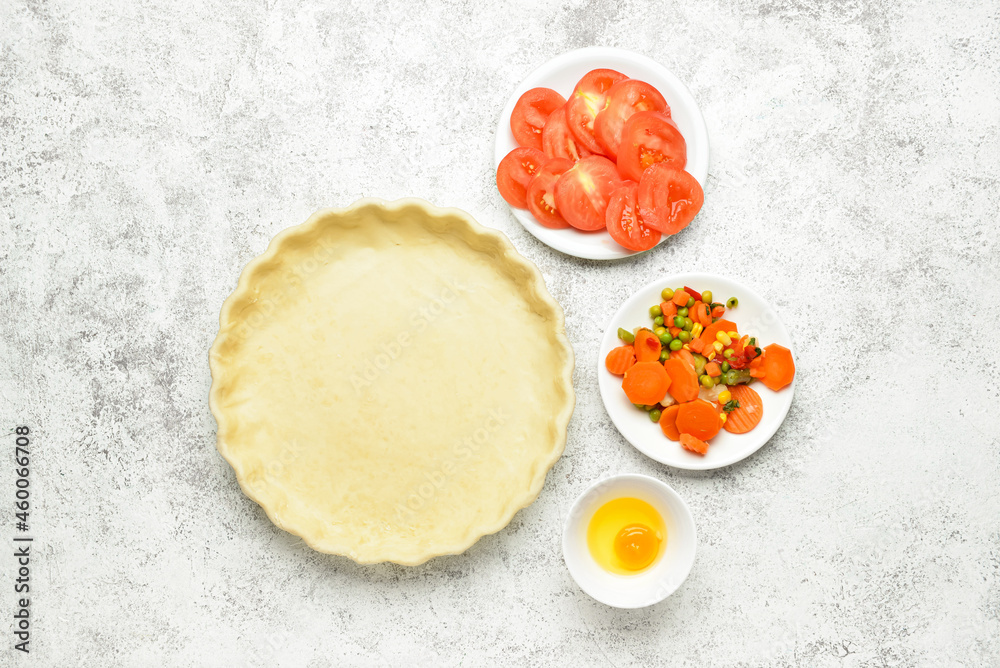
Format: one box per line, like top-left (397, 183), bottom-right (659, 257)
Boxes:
top-left (1, 0), bottom-right (998, 665)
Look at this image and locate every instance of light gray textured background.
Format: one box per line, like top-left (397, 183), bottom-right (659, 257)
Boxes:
top-left (1, 0), bottom-right (998, 665)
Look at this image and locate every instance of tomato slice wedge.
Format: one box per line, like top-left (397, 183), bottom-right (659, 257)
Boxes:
top-left (637, 163), bottom-right (704, 235)
top-left (553, 156), bottom-right (621, 231)
top-left (565, 69), bottom-right (627, 154)
top-left (594, 79), bottom-right (669, 159)
top-left (510, 88), bottom-right (566, 151)
top-left (616, 111), bottom-right (686, 183)
top-left (606, 181), bottom-right (661, 252)
top-left (526, 158), bottom-right (574, 228)
top-left (541, 103), bottom-right (592, 162)
top-left (496, 147), bottom-right (549, 209)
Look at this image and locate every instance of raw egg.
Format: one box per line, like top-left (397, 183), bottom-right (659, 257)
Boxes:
top-left (587, 497), bottom-right (666, 575)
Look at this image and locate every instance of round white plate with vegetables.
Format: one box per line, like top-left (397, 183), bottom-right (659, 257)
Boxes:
top-left (598, 273), bottom-right (797, 471)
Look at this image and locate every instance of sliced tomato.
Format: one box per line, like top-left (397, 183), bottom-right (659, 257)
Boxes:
top-left (541, 103), bottom-right (592, 162)
top-left (574, 68), bottom-right (628, 97)
top-left (637, 163), bottom-right (704, 235)
top-left (593, 79), bottom-right (669, 159)
top-left (565, 69), bottom-right (627, 154)
top-left (510, 88), bottom-right (566, 151)
top-left (605, 181), bottom-right (661, 252)
top-left (526, 158), bottom-right (574, 228)
top-left (496, 147), bottom-right (549, 209)
top-left (616, 111), bottom-right (686, 182)
top-left (553, 156), bottom-right (621, 231)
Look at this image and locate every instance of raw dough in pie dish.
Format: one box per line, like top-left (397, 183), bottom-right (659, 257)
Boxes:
top-left (209, 199), bottom-right (575, 565)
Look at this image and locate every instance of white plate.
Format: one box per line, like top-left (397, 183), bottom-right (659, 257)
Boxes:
top-left (598, 273), bottom-right (795, 470)
top-left (494, 46), bottom-right (709, 261)
top-left (563, 474), bottom-right (696, 608)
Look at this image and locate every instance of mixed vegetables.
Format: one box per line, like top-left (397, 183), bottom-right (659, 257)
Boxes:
top-left (496, 69), bottom-right (704, 252)
top-left (605, 286), bottom-right (795, 456)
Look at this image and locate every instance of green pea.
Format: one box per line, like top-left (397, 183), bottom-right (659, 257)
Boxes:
top-left (673, 315), bottom-right (685, 328)
top-left (727, 297), bottom-right (739, 308)
top-left (683, 317), bottom-right (693, 330)
top-left (653, 316), bottom-right (664, 327)
top-left (678, 331), bottom-right (691, 343)
top-left (633, 403), bottom-right (646, 410)
top-left (669, 338), bottom-right (683, 351)
top-left (677, 307), bottom-right (689, 317)
top-left (700, 374), bottom-right (714, 388)
top-left (721, 361), bottom-right (731, 372)
top-left (701, 290), bottom-right (713, 304)
top-left (654, 326), bottom-right (667, 337)
top-left (723, 348), bottom-right (734, 359)
top-left (659, 350), bottom-right (670, 362)
top-left (649, 304), bottom-right (662, 318)
top-left (661, 287), bottom-right (674, 301)
top-left (649, 409), bottom-right (662, 423)
top-left (618, 327), bottom-right (635, 344)
top-left (686, 297), bottom-right (695, 308)
top-left (643, 403), bottom-right (654, 411)
top-left (658, 331), bottom-right (672, 345)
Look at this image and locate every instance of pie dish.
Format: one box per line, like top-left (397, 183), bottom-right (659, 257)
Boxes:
top-left (209, 198), bottom-right (575, 565)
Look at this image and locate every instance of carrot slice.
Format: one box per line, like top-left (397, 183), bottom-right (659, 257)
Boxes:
top-left (622, 361), bottom-right (671, 405)
top-left (669, 348), bottom-right (696, 369)
top-left (689, 337), bottom-right (705, 354)
top-left (679, 433), bottom-right (709, 455)
top-left (711, 305), bottom-right (726, 318)
top-left (699, 319), bottom-right (738, 349)
top-left (661, 301), bottom-right (678, 320)
top-left (633, 329), bottom-right (662, 363)
top-left (676, 398), bottom-right (722, 440)
top-left (659, 404), bottom-right (681, 440)
top-left (760, 343), bottom-right (795, 391)
top-left (723, 384), bottom-right (764, 434)
top-left (692, 302), bottom-right (711, 326)
top-left (705, 361), bottom-right (721, 377)
top-left (662, 358), bottom-right (698, 403)
top-left (671, 289), bottom-right (689, 306)
top-left (605, 345), bottom-right (636, 375)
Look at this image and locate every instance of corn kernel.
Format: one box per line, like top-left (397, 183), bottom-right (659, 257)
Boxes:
top-left (716, 332), bottom-right (732, 346)
top-left (718, 390), bottom-right (732, 404)
top-left (691, 323), bottom-right (703, 337)
top-left (713, 341), bottom-right (724, 352)
top-left (727, 331), bottom-right (739, 339)
top-left (719, 413), bottom-right (728, 424)
top-left (706, 350), bottom-right (716, 361)
top-left (682, 344), bottom-right (690, 350)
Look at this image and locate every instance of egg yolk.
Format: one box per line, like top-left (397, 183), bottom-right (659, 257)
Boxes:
top-left (587, 497), bottom-right (666, 575)
top-left (613, 524), bottom-right (660, 571)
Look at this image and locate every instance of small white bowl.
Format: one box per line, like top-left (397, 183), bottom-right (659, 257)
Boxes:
top-left (563, 474), bottom-right (696, 608)
top-left (598, 273), bottom-right (796, 471)
top-left (494, 46), bottom-right (710, 261)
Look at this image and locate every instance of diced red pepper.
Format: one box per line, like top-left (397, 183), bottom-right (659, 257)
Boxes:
top-left (683, 286), bottom-right (703, 302)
